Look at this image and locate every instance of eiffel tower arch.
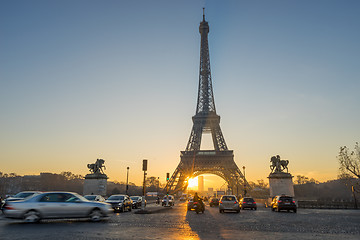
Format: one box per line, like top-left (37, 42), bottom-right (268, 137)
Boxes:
top-left (166, 10), bottom-right (247, 195)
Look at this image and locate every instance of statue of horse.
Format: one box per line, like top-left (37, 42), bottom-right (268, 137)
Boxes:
top-left (270, 155), bottom-right (289, 173)
top-left (87, 159), bottom-right (106, 174)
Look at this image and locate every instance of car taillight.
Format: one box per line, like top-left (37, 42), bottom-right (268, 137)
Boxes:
top-left (219, 201), bottom-right (222, 204)
top-left (253, 202), bottom-right (256, 204)
top-left (292, 201), bottom-right (295, 203)
top-left (234, 201), bottom-right (237, 204)
top-left (4, 205), bottom-right (15, 210)
top-left (278, 200), bottom-right (282, 203)
top-left (242, 202), bottom-right (247, 204)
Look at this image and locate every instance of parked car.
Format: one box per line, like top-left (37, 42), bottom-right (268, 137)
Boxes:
top-left (105, 194), bottom-right (132, 212)
top-left (2, 191), bottom-right (113, 222)
top-left (239, 197), bottom-right (257, 210)
top-left (209, 197), bottom-right (220, 207)
top-left (219, 195), bottom-right (240, 213)
top-left (84, 195), bottom-right (105, 202)
top-left (130, 196), bottom-right (146, 209)
top-left (162, 195), bottom-right (174, 206)
top-left (271, 195), bottom-right (297, 213)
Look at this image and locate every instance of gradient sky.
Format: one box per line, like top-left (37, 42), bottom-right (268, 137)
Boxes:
top-left (1, 0), bottom-right (359, 188)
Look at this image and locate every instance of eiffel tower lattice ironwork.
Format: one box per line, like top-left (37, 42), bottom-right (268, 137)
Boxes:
top-left (166, 10), bottom-right (247, 195)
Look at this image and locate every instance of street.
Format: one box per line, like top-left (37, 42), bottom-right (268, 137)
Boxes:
top-left (0, 202), bottom-right (359, 240)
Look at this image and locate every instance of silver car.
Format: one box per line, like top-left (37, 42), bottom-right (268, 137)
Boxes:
top-left (219, 195), bottom-right (240, 213)
top-left (2, 191), bottom-right (113, 222)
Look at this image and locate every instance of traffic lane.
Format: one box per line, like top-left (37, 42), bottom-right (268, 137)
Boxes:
top-left (186, 203), bottom-right (360, 239)
top-left (0, 204), bottom-right (199, 240)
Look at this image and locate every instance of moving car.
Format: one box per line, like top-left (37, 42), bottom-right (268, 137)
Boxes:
top-left (239, 197), bottom-right (257, 210)
top-left (187, 198), bottom-right (194, 211)
top-left (105, 194), bottom-right (132, 212)
top-left (209, 197), bottom-right (220, 207)
top-left (130, 196), bottom-right (146, 209)
top-left (84, 195), bottom-right (105, 202)
top-left (271, 195), bottom-right (297, 213)
top-left (2, 191), bottom-right (113, 222)
top-left (162, 195), bottom-right (174, 206)
top-left (219, 195), bottom-right (240, 213)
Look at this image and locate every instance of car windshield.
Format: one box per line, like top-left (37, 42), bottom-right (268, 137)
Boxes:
top-left (222, 196), bottom-right (236, 201)
top-left (130, 197), bottom-right (140, 200)
top-left (84, 196), bottom-right (97, 200)
top-left (12, 192), bottom-right (35, 198)
top-left (244, 198), bottom-right (254, 202)
top-left (280, 197), bottom-right (293, 201)
top-left (108, 195), bottom-right (124, 201)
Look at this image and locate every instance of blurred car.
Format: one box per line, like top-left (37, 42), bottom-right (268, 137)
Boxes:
top-left (219, 195), bottom-right (240, 213)
top-left (84, 195), bottom-right (105, 202)
top-left (130, 196), bottom-right (146, 209)
top-left (271, 195), bottom-right (297, 213)
top-left (239, 197), bottom-right (257, 210)
top-left (2, 191), bottom-right (113, 222)
top-left (209, 197), bottom-right (220, 207)
top-left (187, 198), bottom-right (194, 211)
top-left (179, 196), bottom-right (187, 201)
top-left (105, 194), bottom-right (132, 212)
top-left (162, 195), bottom-right (174, 206)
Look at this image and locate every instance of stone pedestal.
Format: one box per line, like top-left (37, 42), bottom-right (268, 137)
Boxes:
top-left (83, 173), bottom-right (108, 196)
top-left (268, 172), bottom-right (294, 198)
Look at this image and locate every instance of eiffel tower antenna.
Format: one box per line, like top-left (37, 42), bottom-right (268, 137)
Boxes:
top-left (166, 11), bottom-right (248, 195)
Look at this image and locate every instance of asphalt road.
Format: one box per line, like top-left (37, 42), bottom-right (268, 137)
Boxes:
top-left (0, 202), bottom-right (359, 240)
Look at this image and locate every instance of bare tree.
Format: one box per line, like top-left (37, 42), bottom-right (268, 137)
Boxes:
top-left (338, 142), bottom-right (360, 179)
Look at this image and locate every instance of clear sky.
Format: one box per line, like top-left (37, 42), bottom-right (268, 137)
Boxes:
top-left (1, 0), bottom-right (359, 187)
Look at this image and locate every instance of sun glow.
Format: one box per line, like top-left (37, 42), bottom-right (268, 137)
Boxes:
top-left (187, 177), bottom-right (198, 189)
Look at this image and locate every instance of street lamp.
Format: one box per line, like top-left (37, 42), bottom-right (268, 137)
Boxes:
top-left (243, 166), bottom-right (246, 197)
top-left (126, 167), bottom-right (129, 195)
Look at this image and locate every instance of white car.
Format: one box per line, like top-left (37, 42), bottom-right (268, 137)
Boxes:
top-left (219, 195), bottom-right (240, 213)
top-left (84, 195), bottom-right (106, 202)
top-left (161, 195), bottom-right (174, 206)
top-left (2, 191), bottom-right (113, 222)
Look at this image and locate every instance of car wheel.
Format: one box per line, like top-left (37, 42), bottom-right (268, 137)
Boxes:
top-left (128, 206), bottom-right (132, 212)
top-left (121, 206), bottom-right (125, 212)
top-left (241, 207), bottom-right (244, 210)
top-left (219, 209), bottom-right (223, 213)
top-left (277, 207), bottom-right (280, 212)
top-left (24, 210), bottom-right (40, 223)
top-left (236, 210), bottom-right (240, 213)
top-left (293, 209), bottom-right (297, 213)
top-left (89, 209), bottom-right (102, 222)
top-left (272, 207), bottom-right (275, 211)
top-left (254, 207), bottom-right (257, 210)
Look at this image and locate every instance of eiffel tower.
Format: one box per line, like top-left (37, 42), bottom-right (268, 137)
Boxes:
top-left (166, 10), bottom-right (246, 195)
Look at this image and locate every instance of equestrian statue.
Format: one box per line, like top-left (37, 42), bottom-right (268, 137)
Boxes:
top-left (270, 155), bottom-right (289, 173)
top-left (87, 159), bottom-right (106, 175)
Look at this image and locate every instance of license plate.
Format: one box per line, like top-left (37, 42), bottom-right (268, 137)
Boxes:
top-left (285, 202), bottom-right (290, 205)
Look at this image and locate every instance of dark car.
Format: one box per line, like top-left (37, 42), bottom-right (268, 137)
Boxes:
top-left (209, 197), bottom-right (219, 207)
top-left (271, 195), bottom-right (297, 213)
top-left (130, 196), bottom-right (146, 209)
top-left (187, 198), bottom-right (194, 211)
top-left (239, 197), bottom-right (257, 210)
top-left (105, 194), bottom-right (132, 212)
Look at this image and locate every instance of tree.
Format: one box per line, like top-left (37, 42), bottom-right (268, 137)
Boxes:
top-left (338, 142), bottom-right (360, 179)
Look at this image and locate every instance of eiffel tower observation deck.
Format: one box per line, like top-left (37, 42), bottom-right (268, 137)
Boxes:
top-left (166, 10), bottom-right (247, 195)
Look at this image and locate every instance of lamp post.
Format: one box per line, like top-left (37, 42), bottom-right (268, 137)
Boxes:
top-left (126, 167), bottom-right (129, 195)
top-left (243, 166), bottom-right (246, 197)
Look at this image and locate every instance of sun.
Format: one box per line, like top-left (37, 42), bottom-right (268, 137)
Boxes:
top-left (187, 177), bottom-right (198, 189)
